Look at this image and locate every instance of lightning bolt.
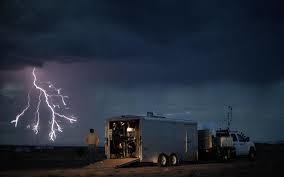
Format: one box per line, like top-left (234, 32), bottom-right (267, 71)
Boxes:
top-left (11, 67), bottom-right (77, 141)
top-left (10, 90), bottom-right (31, 127)
top-left (32, 91), bottom-right (42, 134)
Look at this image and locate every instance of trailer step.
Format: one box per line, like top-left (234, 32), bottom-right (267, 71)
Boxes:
top-left (86, 158), bottom-right (139, 169)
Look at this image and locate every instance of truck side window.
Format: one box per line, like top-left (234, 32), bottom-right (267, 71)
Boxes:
top-left (231, 134), bottom-right (237, 142)
top-left (237, 134), bottom-right (245, 142)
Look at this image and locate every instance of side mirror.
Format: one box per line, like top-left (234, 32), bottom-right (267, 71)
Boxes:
top-left (245, 137), bottom-right (250, 142)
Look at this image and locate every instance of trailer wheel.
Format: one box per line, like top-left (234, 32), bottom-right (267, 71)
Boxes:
top-left (158, 153), bottom-right (168, 167)
top-left (169, 154), bottom-right (179, 166)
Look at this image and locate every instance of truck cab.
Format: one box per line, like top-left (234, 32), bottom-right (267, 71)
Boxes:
top-left (230, 131), bottom-right (256, 160)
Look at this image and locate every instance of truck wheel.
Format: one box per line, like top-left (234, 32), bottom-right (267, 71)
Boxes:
top-left (223, 153), bottom-right (228, 161)
top-left (169, 154), bottom-right (179, 166)
top-left (158, 153), bottom-right (168, 167)
top-left (222, 149), bottom-right (230, 161)
top-left (248, 148), bottom-right (256, 161)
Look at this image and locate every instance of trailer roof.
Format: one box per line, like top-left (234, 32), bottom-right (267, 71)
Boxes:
top-left (106, 115), bottom-right (197, 124)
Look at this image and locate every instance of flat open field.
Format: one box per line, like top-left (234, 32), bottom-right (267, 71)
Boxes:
top-left (0, 143), bottom-right (283, 177)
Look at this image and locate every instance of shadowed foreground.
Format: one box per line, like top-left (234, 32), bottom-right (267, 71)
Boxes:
top-left (0, 144), bottom-right (282, 177)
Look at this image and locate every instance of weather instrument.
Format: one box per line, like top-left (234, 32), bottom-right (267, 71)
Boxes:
top-left (11, 67), bottom-right (77, 141)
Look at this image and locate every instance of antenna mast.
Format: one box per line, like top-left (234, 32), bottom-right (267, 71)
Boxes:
top-left (227, 105), bottom-right (232, 130)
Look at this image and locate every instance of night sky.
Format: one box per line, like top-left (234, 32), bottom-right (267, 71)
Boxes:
top-left (0, 0), bottom-right (283, 145)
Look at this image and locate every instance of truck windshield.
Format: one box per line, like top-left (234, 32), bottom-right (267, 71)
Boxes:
top-left (231, 134), bottom-right (237, 142)
top-left (237, 134), bottom-right (245, 142)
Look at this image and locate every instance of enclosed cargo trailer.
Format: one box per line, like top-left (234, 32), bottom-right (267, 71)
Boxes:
top-left (104, 113), bottom-right (198, 166)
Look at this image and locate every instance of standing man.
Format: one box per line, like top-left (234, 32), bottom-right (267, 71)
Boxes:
top-left (85, 128), bottom-right (99, 164)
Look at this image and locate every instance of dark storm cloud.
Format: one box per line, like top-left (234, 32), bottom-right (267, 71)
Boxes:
top-left (0, 0), bottom-right (283, 83)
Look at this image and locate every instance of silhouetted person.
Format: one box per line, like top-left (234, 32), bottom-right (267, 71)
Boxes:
top-left (85, 128), bottom-right (99, 164)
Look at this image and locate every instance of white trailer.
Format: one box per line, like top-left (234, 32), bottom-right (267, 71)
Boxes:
top-left (104, 113), bottom-right (198, 167)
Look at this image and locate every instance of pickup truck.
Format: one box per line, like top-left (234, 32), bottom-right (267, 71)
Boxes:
top-left (230, 131), bottom-right (256, 160)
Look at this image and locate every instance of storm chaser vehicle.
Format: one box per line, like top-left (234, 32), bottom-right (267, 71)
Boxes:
top-left (198, 129), bottom-right (256, 161)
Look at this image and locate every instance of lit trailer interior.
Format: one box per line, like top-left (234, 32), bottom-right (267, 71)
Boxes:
top-left (104, 113), bottom-right (198, 167)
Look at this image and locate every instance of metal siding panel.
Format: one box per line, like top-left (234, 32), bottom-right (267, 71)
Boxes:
top-left (141, 119), bottom-right (194, 163)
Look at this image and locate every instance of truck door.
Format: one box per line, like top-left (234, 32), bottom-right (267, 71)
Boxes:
top-left (237, 134), bottom-right (248, 155)
top-left (231, 133), bottom-right (240, 156)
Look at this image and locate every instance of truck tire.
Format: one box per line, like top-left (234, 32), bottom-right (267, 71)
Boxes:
top-left (220, 148), bottom-right (230, 161)
top-left (223, 151), bottom-right (229, 161)
top-left (158, 153), bottom-right (168, 167)
top-left (248, 147), bottom-right (256, 161)
top-left (169, 154), bottom-right (179, 166)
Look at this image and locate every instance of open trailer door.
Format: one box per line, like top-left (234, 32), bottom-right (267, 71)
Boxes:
top-left (90, 158), bottom-right (140, 168)
top-left (114, 158), bottom-right (140, 168)
top-left (104, 123), bottom-right (110, 159)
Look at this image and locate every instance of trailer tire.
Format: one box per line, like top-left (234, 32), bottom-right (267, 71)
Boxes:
top-left (158, 153), bottom-right (168, 167)
top-left (169, 154), bottom-right (179, 166)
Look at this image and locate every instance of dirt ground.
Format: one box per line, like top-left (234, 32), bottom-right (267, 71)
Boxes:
top-left (0, 143), bottom-right (283, 177)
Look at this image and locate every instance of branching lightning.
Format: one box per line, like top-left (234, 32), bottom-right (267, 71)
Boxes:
top-left (11, 67), bottom-right (77, 141)
top-left (11, 90), bottom-right (31, 127)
